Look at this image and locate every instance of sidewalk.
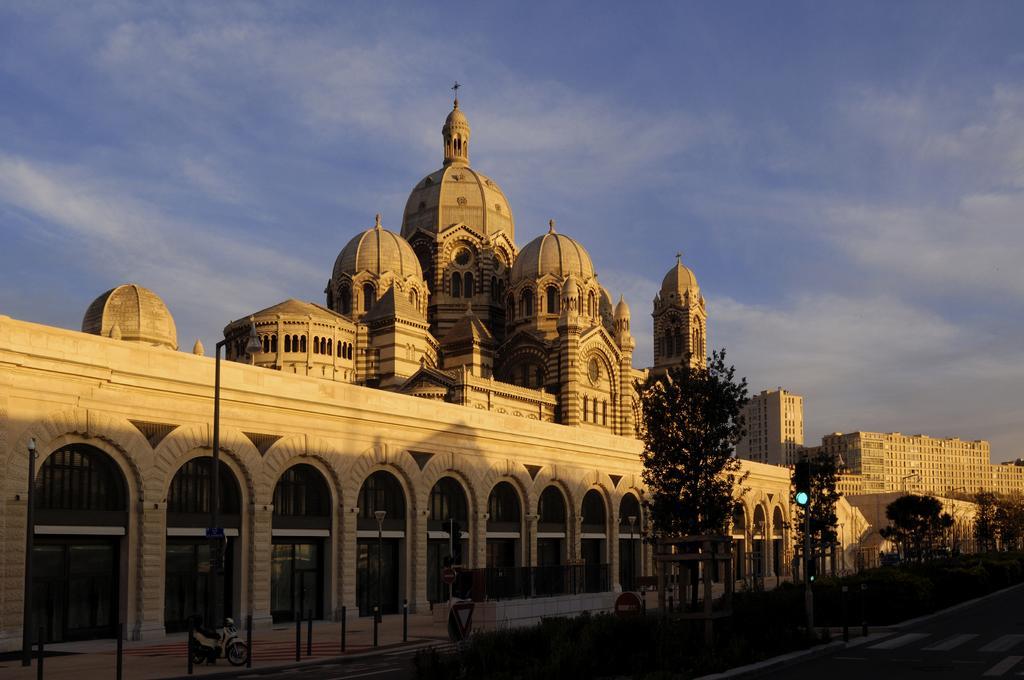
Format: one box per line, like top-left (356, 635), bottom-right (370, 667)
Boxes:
top-left (0, 612), bottom-right (449, 680)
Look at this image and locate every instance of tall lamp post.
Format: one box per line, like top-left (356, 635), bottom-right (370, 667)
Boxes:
top-left (374, 510), bottom-right (386, 621)
top-left (22, 437), bottom-right (37, 666)
top-left (208, 323), bottom-right (261, 627)
top-left (627, 515), bottom-right (638, 591)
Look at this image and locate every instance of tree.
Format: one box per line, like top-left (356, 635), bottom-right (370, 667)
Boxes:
top-left (792, 450), bottom-right (842, 575)
top-left (994, 497), bottom-right (1024, 551)
top-left (637, 349), bottom-right (749, 537)
top-left (974, 492), bottom-right (998, 552)
top-left (879, 494), bottom-right (953, 562)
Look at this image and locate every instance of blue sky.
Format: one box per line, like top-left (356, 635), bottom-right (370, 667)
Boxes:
top-left (2, 2), bottom-right (1022, 460)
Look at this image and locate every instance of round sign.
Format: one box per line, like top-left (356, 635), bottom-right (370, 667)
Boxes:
top-left (614, 591), bottom-right (642, 617)
top-left (442, 567), bottom-right (457, 585)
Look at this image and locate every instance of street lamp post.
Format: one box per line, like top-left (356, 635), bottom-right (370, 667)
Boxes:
top-left (628, 515), bottom-right (638, 591)
top-left (21, 437), bottom-right (37, 666)
top-left (208, 323), bottom-right (261, 627)
top-left (374, 510), bottom-right (386, 621)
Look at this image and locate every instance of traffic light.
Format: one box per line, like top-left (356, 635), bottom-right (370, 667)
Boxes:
top-left (807, 556), bottom-right (817, 582)
top-left (793, 460), bottom-right (811, 507)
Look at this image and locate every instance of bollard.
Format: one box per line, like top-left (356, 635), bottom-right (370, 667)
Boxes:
top-left (403, 599), bottom-right (408, 642)
top-left (117, 622), bottom-right (124, 680)
top-left (187, 618), bottom-right (194, 675)
top-left (373, 606), bottom-right (379, 648)
top-left (307, 610), bottom-right (313, 657)
top-left (245, 614), bottom-right (252, 668)
top-left (841, 586), bottom-right (849, 642)
top-left (341, 606), bottom-right (347, 653)
top-left (37, 627), bottom-right (44, 680)
top-left (860, 583), bottom-right (868, 637)
top-left (295, 614), bottom-right (301, 663)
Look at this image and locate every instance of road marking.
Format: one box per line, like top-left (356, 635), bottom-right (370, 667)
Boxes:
top-left (983, 636), bottom-right (1024, 652)
top-left (867, 633), bottom-right (930, 650)
top-left (984, 655), bottom-right (1024, 676)
top-left (924, 633), bottom-right (979, 651)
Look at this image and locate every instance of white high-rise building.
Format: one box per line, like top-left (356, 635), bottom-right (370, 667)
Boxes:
top-left (736, 388), bottom-right (805, 466)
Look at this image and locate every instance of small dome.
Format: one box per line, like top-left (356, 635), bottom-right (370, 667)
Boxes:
top-left (82, 284), bottom-right (178, 350)
top-left (444, 100), bottom-right (470, 134)
top-left (512, 221), bottom-right (596, 285)
top-left (614, 294), bottom-right (631, 319)
top-left (333, 214), bottom-right (423, 281)
top-left (660, 254), bottom-right (700, 302)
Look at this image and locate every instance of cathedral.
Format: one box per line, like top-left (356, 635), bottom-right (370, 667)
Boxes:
top-left (0, 98), bottom-right (790, 649)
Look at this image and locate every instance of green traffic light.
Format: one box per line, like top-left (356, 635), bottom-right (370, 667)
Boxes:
top-left (795, 491), bottom-right (809, 506)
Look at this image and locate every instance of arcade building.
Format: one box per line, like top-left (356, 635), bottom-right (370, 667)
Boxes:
top-left (0, 98), bottom-right (792, 648)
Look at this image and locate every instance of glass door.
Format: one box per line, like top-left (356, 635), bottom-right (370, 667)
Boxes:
top-left (271, 541), bottom-right (323, 622)
top-left (164, 539), bottom-right (232, 632)
top-left (357, 539), bottom-right (399, 616)
top-left (32, 539), bottom-right (118, 643)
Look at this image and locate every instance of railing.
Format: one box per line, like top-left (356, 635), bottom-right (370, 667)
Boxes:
top-left (478, 564), bottom-right (611, 601)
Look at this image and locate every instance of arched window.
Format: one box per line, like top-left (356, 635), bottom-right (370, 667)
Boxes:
top-left (262, 335), bottom-right (270, 353)
top-left (463, 272), bottom-right (473, 298)
top-left (538, 486), bottom-right (566, 526)
top-left (487, 482), bottom-right (521, 525)
top-left (273, 464), bottom-right (330, 518)
top-left (588, 291), bottom-right (596, 317)
top-left (583, 395), bottom-right (589, 422)
top-left (340, 286), bottom-right (352, 315)
top-left (300, 335), bottom-right (307, 353)
top-left (428, 477), bottom-right (468, 525)
top-left (35, 444), bottom-right (127, 513)
top-left (602, 401), bottom-right (608, 426)
top-left (357, 470), bottom-right (406, 523)
top-left (410, 289), bottom-right (418, 309)
top-left (619, 494), bottom-right (642, 528)
top-left (363, 283), bottom-right (375, 312)
top-left (490, 276), bottom-right (498, 301)
top-left (521, 289), bottom-right (533, 317)
top-left (547, 286), bottom-right (559, 314)
top-left (285, 335), bottom-right (292, 353)
top-left (327, 339), bottom-right (333, 356)
top-left (507, 297), bottom-right (515, 321)
top-left (451, 272), bottom-right (462, 297)
top-left (271, 334), bottom-right (278, 353)
top-left (312, 337), bottom-right (319, 355)
top-left (581, 489), bottom-right (606, 532)
top-left (167, 457), bottom-right (241, 515)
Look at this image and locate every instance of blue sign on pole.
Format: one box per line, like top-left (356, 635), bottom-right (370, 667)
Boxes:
top-left (205, 527), bottom-right (225, 539)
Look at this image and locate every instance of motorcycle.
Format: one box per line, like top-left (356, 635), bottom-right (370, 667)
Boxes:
top-left (189, 616), bottom-right (249, 666)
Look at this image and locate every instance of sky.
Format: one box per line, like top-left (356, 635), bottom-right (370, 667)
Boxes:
top-left (1, 2), bottom-right (1022, 461)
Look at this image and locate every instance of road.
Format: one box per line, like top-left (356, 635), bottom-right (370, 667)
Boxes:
top-left (787, 583), bottom-right (1024, 679)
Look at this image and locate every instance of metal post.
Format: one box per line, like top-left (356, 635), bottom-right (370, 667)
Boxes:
top-left (37, 627), bottom-right (44, 680)
top-left (372, 606), bottom-right (379, 648)
top-left (22, 438), bottom-right (37, 667)
top-left (841, 586), bottom-right (849, 642)
top-left (861, 583), bottom-right (868, 637)
top-left (187, 618), bottom-right (194, 675)
top-left (117, 621), bottom-right (124, 680)
top-left (403, 599), bottom-right (408, 642)
top-left (306, 610), bottom-right (312, 657)
top-left (294, 614), bottom-right (301, 662)
top-left (245, 614), bottom-right (252, 668)
top-left (208, 340), bottom-right (225, 629)
top-left (340, 606), bottom-right (346, 653)
top-left (804, 501), bottom-right (814, 631)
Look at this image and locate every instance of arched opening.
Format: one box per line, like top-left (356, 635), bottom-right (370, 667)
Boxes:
top-left (588, 290), bottom-right (596, 317)
top-left (618, 494), bottom-right (642, 591)
top-left (546, 286), bottom-right (559, 314)
top-left (490, 276), bottom-right (498, 301)
top-left (271, 464), bottom-right (331, 623)
top-left (362, 283), bottom-right (375, 312)
top-left (340, 285), bottom-right (352, 315)
top-left (451, 272), bottom-right (461, 298)
top-left (165, 457), bottom-right (242, 633)
top-left (581, 490), bottom-right (609, 593)
top-left (731, 505), bottom-right (747, 582)
top-left (485, 482), bottom-right (523, 597)
top-left (32, 444), bottom-right (127, 643)
top-left (520, 289), bottom-right (533, 317)
top-left (536, 486), bottom-right (567, 595)
top-left (463, 272), bottom-right (474, 298)
top-left (299, 335), bottom-right (307, 353)
top-left (284, 335), bottom-right (292, 353)
top-left (356, 471), bottom-right (406, 617)
top-left (271, 334), bottom-right (278, 353)
top-left (409, 289), bottom-right (418, 310)
top-left (772, 506), bottom-right (786, 578)
top-left (426, 477), bottom-right (469, 604)
top-left (752, 505), bottom-right (767, 580)
top-left (506, 296), bottom-right (515, 322)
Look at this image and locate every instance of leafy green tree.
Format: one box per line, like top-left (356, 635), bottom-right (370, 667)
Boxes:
top-left (637, 349), bottom-right (749, 538)
top-left (880, 494), bottom-right (953, 562)
top-left (792, 450), bottom-right (842, 574)
top-left (995, 497), bottom-right (1024, 551)
top-left (974, 492), bottom-right (998, 552)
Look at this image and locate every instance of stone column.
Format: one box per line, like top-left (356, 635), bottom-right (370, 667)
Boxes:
top-left (135, 501), bottom-right (167, 640)
top-left (609, 511), bottom-right (621, 592)
top-left (410, 508), bottom-right (429, 614)
top-left (473, 511), bottom-right (488, 570)
top-left (525, 515), bottom-right (538, 568)
top-left (341, 505), bottom-right (359, 612)
top-left (249, 504), bottom-right (274, 629)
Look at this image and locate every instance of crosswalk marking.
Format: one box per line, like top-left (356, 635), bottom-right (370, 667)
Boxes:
top-left (983, 655), bottom-right (1024, 676)
top-left (923, 633), bottom-right (979, 651)
top-left (868, 633), bottom-right (930, 650)
top-left (982, 635), bottom-right (1024, 652)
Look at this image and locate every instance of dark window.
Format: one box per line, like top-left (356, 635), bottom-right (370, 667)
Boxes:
top-left (521, 289), bottom-right (533, 317)
top-left (363, 284), bottom-right (375, 312)
top-left (271, 334), bottom-right (278, 353)
top-left (285, 335), bottom-right (292, 353)
top-left (490, 276), bottom-right (498, 301)
top-left (619, 494), bottom-right (641, 526)
top-left (451, 272), bottom-right (461, 297)
top-left (262, 335), bottom-right (270, 353)
top-left (312, 337), bottom-right (319, 355)
top-left (547, 286), bottom-right (559, 314)
top-left (358, 471), bottom-right (405, 521)
top-left (35, 445), bottom-right (126, 512)
top-left (538, 486), bottom-right (566, 524)
top-left (582, 490), bottom-right (606, 530)
top-left (327, 339), bottom-right (333, 356)
top-left (463, 273), bottom-right (474, 298)
top-left (167, 458), bottom-right (240, 514)
top-left (428, 477), bottom-right (468, 523)
top-left (273, 464), bottom-right (330, 517)
top-left (300, 335), bottom-right (307, 353)
top-left (488, 482), bottom-right (521, 524)
top-left (340, 286), bottom-right (352, 315)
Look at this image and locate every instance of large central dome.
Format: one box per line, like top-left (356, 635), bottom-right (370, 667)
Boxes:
top-left (401, 99), bottom-right (514, 242)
